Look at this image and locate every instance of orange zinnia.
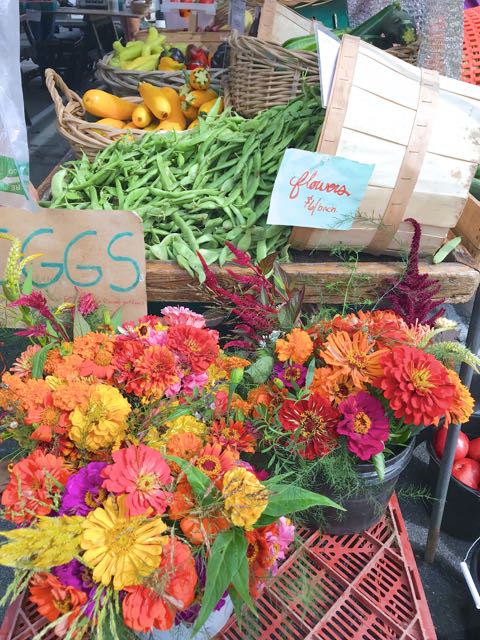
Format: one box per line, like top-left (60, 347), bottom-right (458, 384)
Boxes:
top-left (52, 380), bottom-right (92, 412)
top-left (310, 366), bottom-right (357, 404)
top-left (320, 330), bottom-right (386, 389)
top-left (73, 333), bottom-right (115, 380)
top-left (433, 369), bottom-right (474, 428)
top-left (29, 573), bottom-right (86, 628)
top-left (166, 433), bottom-right (203, 462)
top-left (275, 329), bottom-right (313, 365)
top-left (180, 514), bottom-right (229, 545)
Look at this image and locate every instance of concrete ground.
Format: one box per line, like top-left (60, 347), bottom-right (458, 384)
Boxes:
top-left (2, 49), bottom-right (479, 640)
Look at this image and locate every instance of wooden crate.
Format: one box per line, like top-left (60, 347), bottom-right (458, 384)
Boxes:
top-left (289, 35), bottom-right (480, 257)
top-left (257, 0), bottom-right (313, 45)
top-left (455, 194), bottom-right (480, 266)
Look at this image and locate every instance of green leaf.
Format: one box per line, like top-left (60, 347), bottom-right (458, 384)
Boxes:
top-left (166, 455), bottom-right (219, 504)
top-left (261, 483), bottom-right (345, 519)
top-left (109, 307), bottom-right (123, 332)
top-left (32, 343), bottom-right (55, 379)
top-left (305, 358), bottom-right (316, 390)
top-left (277, 288), bottom-right (304, 329)
top-left (193, 528), bottom-right (247, 634)
top-left (229, 585), bottom-right (245, 624)
top-left (231, 552), bottom-right (256, 614)
top-left (73, 308), bottom-right (91, 338)
top-left (433, 236), bottom-right (462, 264)
top-left (21, 266), bottom-right (33, 295)
top-left (372, 452), bottom-right (385, 481)
top-left (245, 355), bottom-right (274, 384)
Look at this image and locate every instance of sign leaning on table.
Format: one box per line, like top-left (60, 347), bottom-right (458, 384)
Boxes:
top-left (0, 207), bottom-right (147, 324)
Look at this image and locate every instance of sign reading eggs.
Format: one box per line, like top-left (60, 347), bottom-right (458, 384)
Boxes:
top-left (267, 149), bottom-right (374, 230)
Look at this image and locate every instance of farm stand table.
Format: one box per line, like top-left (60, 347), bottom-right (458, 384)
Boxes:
top-left (36, 163), bottom-right (480, 306)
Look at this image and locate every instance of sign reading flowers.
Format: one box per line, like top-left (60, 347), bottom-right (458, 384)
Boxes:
top-left (267, 149), bottom-right (374, 230)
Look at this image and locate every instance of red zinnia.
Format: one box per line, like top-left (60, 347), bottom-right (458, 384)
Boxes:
top-left (279, 394), bottom-right (339, 460)
top-left (209, 418), bottom-right (256, 453)
top-left (1, 450), bottom-right (70, 524)
top-left (377, 346), bottom-right (456, 426)
top-left (122, 345), bottom-right (179, 399)
top-left (167, 325), bottom-right (219, 374)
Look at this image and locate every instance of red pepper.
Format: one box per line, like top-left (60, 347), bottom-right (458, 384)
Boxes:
top-left (187, 60), bottom-right (206, 70)
top-left (187, 45), bottom-right (209, 67)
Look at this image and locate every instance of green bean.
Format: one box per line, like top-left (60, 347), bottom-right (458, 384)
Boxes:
top-left (172, 212), bottom-right (198, 252)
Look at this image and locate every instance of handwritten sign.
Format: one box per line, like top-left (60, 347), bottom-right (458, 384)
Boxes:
top-left (0, 207), bottom-right (147, 325)
top-left (267, 149), bottom-right (374, 230)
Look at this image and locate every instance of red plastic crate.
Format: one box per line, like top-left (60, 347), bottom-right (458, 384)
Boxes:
top-left (462, 7), bottom-right (480, 85)
top-left (0, 496), bottom-right (436, 640)
top-left (219, 494), bottom-right (436, 640)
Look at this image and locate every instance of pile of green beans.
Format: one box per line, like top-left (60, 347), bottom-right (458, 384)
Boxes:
top-left (43, 87), bottom-right (324, 279)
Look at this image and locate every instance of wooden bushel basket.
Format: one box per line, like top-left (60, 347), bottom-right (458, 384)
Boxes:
top-left (289, 35), bottom-right (480, 256)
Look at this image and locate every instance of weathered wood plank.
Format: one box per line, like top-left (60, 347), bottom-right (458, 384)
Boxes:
top-left (146, 260), bottom-right (480, 304)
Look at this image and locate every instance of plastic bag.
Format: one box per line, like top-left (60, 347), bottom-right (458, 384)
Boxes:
top-left (0, 0), bottom-right (36, 209)
top-left (347, 0), bottom-right (464, 79)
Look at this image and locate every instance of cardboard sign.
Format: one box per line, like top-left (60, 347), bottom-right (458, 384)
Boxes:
top-left (0, 207), bottom-right (147, 325)
top-left (267, 149), bottom-right (374, 230)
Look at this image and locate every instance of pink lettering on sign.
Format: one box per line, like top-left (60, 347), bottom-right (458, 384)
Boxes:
top-left (289, 170), bottom-right (351, 200)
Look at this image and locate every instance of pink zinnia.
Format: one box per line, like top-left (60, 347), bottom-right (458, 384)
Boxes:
top-left (337, 392), bottom-right (389, 461)
top-left (10, 344), bottom-right (41, 378)
top-left (101, 445), bottom-right (173, 516)
top-left (161, 306), bottom-right (206, 328)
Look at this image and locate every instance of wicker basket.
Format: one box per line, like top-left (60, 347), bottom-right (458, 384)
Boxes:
top-left (45, 69), bottom-right (178, 160)
top-left (228, 31), bottom-right (420, 117)
top-left (228, 32), bottom-right (319, 117)
top-left (96, 53), bottom-right (227, 97)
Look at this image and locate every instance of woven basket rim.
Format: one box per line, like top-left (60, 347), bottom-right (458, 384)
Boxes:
top-left (45, 68), bottom-right (191, 159)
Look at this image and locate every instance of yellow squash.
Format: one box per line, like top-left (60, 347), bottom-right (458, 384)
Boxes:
top-left (140, 83), bottom-right (186, 129)
top-left (139, 82), bottom-right (172, 120)
top-left (132, 104), bottom-right (153, 128)
top-left (199, 97), bottom-right (224, 116)
top-left (83, 90), bottom-right (136, 120)
top-left (186, 88), bottom-right (217, 108)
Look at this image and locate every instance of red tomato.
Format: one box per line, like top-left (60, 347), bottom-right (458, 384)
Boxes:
top-left (452, 458), bottom-right (480, 489)
top-left (468, 437), bottom-right (480, 462)
top-left (433, 428), bottom-right (469, 461)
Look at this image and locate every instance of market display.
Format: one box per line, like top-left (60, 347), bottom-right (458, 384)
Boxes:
top-left (3, 0), bottom-right (480, 638)
top-left (43, 89), bottom-right (324, 273)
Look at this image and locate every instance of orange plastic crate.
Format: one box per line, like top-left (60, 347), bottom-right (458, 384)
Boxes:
top-left (462, 7), bottom-right (480, 85)
top-left (219, 494), bottom-right (436, 640)
top-left (0, 496), bottom-right (436, 640)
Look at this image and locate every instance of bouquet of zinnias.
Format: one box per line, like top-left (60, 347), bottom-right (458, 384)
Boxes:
top-left (0, 306), bottom-right (339, 640)
top-left (243, 311), bottom-right (475, 475)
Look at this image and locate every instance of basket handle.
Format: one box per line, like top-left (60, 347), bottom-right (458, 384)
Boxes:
top-left (45, 68), bottom-right (85, 121)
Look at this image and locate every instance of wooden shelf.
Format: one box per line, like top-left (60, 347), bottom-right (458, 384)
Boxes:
top-left (146, 258), bottom-right (480, 304)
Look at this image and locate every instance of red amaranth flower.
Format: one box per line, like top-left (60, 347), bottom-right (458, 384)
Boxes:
top-left (384, 218), bottom-right (444, 326)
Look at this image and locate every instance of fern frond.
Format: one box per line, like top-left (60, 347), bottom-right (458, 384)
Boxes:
top-left (426, 341), bottom-right (480, 373)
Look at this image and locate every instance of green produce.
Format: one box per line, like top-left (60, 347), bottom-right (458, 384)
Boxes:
top-left (283, 35), bottom-right (317, 52)
top-left (42, 89), bottom-right (325, 280)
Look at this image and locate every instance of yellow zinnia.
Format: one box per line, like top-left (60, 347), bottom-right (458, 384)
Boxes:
top-left (146, 415), bottom-right (206, 449)
top-left (81, 496), bottom-right (168, 590)
top-left (222, 467), bottom-right (269, 530)
top-left (69, 384), bottom-right (131, 451)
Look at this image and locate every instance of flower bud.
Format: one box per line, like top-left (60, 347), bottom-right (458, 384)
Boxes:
top-left (230, 367), bottom-right (244, 385)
